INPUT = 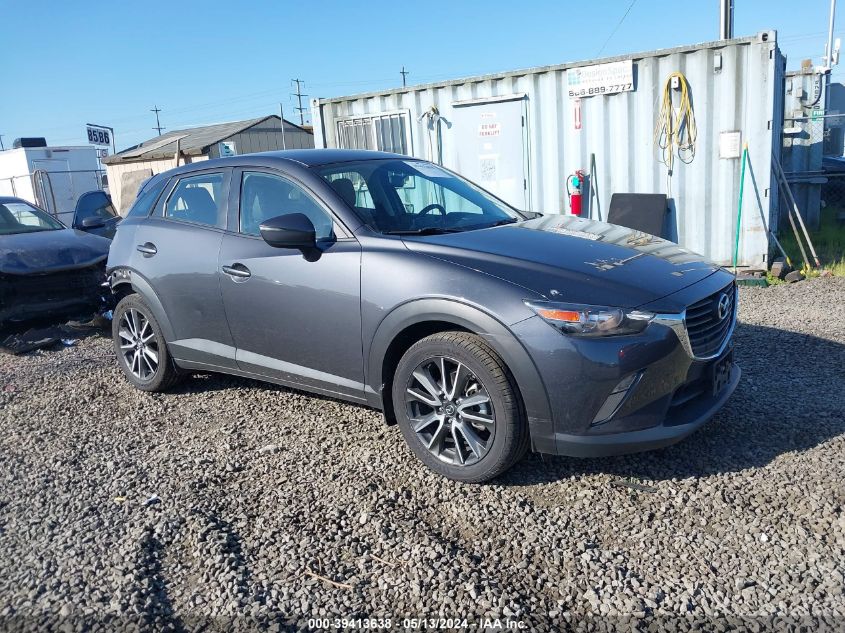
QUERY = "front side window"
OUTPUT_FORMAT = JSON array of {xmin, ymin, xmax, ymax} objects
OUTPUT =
[
  {"xmin": 0, "ymin": 200, "xmax": 64, "ymax": 235},
  {"xmin": 240, "ymin": 172, "xmax": 334, "ymax": 240},
  {"xmin": 165, "ymin": 173, "xmax": 224, "ymax": 227},
  {"xmin": 314, "ymin": 159, "xmax": 517, "ymax": 234}
]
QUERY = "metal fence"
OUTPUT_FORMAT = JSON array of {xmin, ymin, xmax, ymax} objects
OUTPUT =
[
  {"xmin": 0, "ymin": 169, "xmax": 107, "ymax": 219},
  {"xmin": 781, "ymin": 113, "xmax": 845, "ymax": 227}
]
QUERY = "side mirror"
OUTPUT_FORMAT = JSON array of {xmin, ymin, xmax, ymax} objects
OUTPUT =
[
  {"xmin": 81, "ymin": 216, "xmax": 106, "ymax": 229},
  {"xmin": 259, "ymin": 213, "xmax": 316, "ymax": 249}
]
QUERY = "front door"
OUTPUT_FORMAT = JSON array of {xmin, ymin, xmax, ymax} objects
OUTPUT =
[
  {"xmin": 218, "ymin": 169, "xmax": 364, "ymax": 400},
  {"xmin": 450, "ymin": 97, "xmax": 529, "ymax": 209},
  {"xmin": 130, "ymin": 168, "xmax": 237, "ymax": 368}
]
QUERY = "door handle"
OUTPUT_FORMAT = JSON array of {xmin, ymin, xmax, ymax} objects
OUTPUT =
[
  {"xmin": 136, "ymin": 242, "xmax": 157, "ymax": 256},
  {"xmin": 222, "ymin": 263, "xmax": 251, "ymax": 279}
]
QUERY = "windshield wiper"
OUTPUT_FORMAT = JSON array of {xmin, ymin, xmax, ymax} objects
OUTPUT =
[
  {"xmin": 383, "ymin": 227, "xmax": 464, "ymax": 235},
  {"xmin": 485, "ymin": 218, "xmax": 519, "ymax": 228}
]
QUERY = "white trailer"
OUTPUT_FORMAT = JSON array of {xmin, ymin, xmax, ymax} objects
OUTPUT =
[{"xmin": 0, "ymin": 145, "xmax": 102, "ymax": 226}]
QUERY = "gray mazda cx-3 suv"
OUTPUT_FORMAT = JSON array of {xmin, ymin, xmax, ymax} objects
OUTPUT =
[{"xmin": 107, "ymin": 149, "xmax": 739, "ymax": 482}]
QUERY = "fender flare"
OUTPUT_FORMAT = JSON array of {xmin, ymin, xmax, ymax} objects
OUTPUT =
[
  {"xmin": 367, "ymin": 298, "xmax": 552, "ymax": 436},
  {"xmin": 110, "ymin": 269, "xmax": 176, "ymax": 343}
]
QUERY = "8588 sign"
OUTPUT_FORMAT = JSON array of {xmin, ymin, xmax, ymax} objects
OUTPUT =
[{"xmin": 86, "ymin": 126, "xmax": 111, "ymax": 146}]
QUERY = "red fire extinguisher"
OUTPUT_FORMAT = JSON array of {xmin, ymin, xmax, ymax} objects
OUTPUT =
[{"xmin": 566, "ymin": 170, "xmax": 585, "ymax": 216}]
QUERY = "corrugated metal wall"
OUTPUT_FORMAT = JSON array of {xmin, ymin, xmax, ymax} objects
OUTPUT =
[
  {"xmin": 781, "ymin": 70, "xmax": 827, "ymax": 228},
  {"xmin": 313, "ymin": 33, "xmax": 785, "ymax": 267}
]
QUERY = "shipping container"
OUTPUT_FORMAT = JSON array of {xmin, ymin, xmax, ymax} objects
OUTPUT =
[{"xmin": 313, "ymin": 33, "xmax": 786, "ymax": 268}]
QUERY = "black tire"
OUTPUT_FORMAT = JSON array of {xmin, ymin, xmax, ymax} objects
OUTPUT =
[
  {"xmin": 112, "ymin": 294, "xmax": 184, "ymax": 392},
  {"xmin": 392, "ymin": 331, "xmax": 528, "ymax": 483}
]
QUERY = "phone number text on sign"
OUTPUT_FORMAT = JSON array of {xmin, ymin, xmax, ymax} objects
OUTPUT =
[{"xmin": 566, "ymin": 60, "xmax": 634, "ymax": 98}]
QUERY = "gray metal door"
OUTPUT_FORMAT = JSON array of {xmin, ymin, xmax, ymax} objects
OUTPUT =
[{"xmin": 450, "ymin": 97, "xmax": 528, "ymax": 209}]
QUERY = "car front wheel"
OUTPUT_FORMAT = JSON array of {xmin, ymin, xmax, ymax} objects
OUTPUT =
[
  {"xmin": 112, "ymin": 294, "xmax": 183, "ymax": 392},
  {"xmin": 392, "ymin": 331, "xmax": 528, "ymax": 483}
]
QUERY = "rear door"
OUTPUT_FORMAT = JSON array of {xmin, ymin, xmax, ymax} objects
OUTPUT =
[
  {"xmin": 218, "ymin": 167, "xmax": 364, "ymax": 399},
  {"xmin": 450, "ymin": 97, "xmax": 529, "ymax": 209},
  {"xmin": 130, "ymin": 168, "xmax": 237, "ymax": 368}
]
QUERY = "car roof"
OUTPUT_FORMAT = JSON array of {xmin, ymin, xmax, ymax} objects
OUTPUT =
[
  {"xmin": 0, "ymin": 196, "xmax": 30, "ymax": 204},
  {"xmin": 161, "ymin": 148, "xmax": 414, "ymax": 179},
  {"xmin": 262, "ymin": 148, "xmax": 410, "ymax": 166}
]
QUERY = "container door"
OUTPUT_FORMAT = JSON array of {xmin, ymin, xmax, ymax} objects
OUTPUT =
[
  {"xmin": 31, "ymin": 158, "xmax": 74, "ymax": 223},
  {"xmin": 450, "ymin": 98, "xmax": 528, "ymax": 209}
]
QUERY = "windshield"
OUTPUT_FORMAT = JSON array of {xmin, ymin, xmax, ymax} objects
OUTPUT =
[
  {"xmin": 0, "ymin": 201, "xmax": 64, "ymax": 235},
  {"xmin": 315, "ymin": 159, "xmax": 520, "ymax": 234}
]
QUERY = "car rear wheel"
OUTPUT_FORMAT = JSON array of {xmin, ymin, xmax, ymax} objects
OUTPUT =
[
  {"xmin": 112, "ymin": 294, "xmax": 183, "ymax": 392},
  {"xmin": 392, "ymin": 331, "xmax": 528, "ymax": 483}
]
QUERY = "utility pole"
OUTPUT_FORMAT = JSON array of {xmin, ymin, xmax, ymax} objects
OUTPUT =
[
  {"xmin": 826, "ymin": 0, "xmax": 838, "ymax": 67},
  {"xmin": 291, "ymin": 79, "xmax": 308, "ymax": 126},
  {"xmin": 400, "ymin": 66, "xmax": 409, "ymax": 87},
  {"xmin": 0, "ymin": 135, "xmax": 4, "ymax": 151},
  {"xmin": 719, "ymin": 0, "xmax": 734, "ymax": 40},
  {"xmin": 279, "ymin": 102, "xmax": 287, "ymax": 150},
  {"xmin": 151, "ymin": 105, "xmax": 165, "ymax": 135}
]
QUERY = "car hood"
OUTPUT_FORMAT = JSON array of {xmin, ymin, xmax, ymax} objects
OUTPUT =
[
  {"xmin": 0, "ymin": 228, "xmax": 110, "ymax": 275},
  {"xmin": 402, "ymin": 215, "xmax": 722, "ymax": 308}
]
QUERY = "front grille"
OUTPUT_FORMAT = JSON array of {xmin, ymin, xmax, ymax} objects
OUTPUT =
[
  {"xmin": 4, "ymin": 264, "xmax": 105, "ymax": 303},
  {"xmin": 684, "ymin": 283, "xmax": 736, "ymax": 358}
]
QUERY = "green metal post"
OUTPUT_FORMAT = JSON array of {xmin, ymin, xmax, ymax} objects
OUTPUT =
[{"xmin": 733, "ymin": 143, "xmax": 748, "ymax": 272}]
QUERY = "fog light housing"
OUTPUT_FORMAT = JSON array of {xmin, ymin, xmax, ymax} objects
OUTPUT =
[{"xmin": 590, "ymin": 371, "xmax": 644, "ymax": 426}]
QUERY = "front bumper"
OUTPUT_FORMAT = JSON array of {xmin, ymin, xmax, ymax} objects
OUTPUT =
[
  {"xmin": 553, "ymin": 363, "xmax": 740, "ymax": 457},
  {"xmin": 0, "ymin": 264, "xmax": 108, "ymax": 326},
  {"xmin": 512, "ymin": 304, "xmax": 739, "ymax": 458}
]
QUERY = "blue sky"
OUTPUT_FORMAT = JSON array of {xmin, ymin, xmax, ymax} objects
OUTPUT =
[{"xmin": 1, "ymin": 0, "xmax": 843, "ymax": 152}]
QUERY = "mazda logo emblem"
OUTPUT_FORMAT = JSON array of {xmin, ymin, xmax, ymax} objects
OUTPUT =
[
  {"xmin": 445, "ymin": 404, "xmax": 456, "ymax": 415},
  {"xmin": 717, "ymin": 293, "xmax": 730, "ymax": 321}
]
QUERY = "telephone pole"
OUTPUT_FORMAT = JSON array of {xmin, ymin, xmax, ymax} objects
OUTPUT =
[
  {"xmin": 400, "ymin": 66, "xmax": 409, "ymax": 87},
  {"xmin": 151, "ymin": 105, "xmax": 165, "ymax": 135},
  {"xmin": 719, "ymin": 0, "xmax": 734, "ymax": 39},
  {"xmin": 826, "ymin": 0, "xmax": 838, "ymax": 67},
  {"xmin": 0, "ymin": 135, "xmax": 4, "ymax": 151},
  {"xmin": 291, "ymin": 79, "xmax": 308, "ymax": 126}
]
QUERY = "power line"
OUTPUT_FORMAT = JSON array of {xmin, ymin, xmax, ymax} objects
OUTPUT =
[
  {"xmin": 291, "ymin": 79, "xmax": 308, "ymax": 126},
  {"xmin": 596, "ymin": 0, "xmax": 639, "ymax": 57},
  {"xmin": 151, "ymin": 105, "xmax": 165, "ymax": 135}
]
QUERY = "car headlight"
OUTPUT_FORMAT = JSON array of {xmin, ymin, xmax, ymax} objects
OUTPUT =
[{"xmin": 525, "ymin": 301, "xmax": 654, "ymax": 337}]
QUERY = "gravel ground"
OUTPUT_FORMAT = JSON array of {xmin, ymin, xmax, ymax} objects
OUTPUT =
[{"xmin": 0, "ymin": 278, "xmax": 844, "ymax": 632}]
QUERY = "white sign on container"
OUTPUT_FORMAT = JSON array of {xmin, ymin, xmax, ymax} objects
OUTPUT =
[
  {"xmin": 566, "ymin": 60, "xmax": 634, "ymax": 98},
  {"xmin": 719, "ymin": 131, "xmax": 742, "ymax": 159}
]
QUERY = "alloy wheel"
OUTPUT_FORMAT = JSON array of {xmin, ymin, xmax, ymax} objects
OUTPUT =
[
  {"xmin": 118, "ymin": 308, "xmax": 159, "ymax": 381},
  {"xmin": 404, "ymin": 356, "xmax": 495, "ymax": 466}
]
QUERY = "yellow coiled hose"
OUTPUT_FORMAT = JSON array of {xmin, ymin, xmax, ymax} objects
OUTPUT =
[{"xmin": 654, "ymin": 71, "xmax": 697, "ymax": 196}]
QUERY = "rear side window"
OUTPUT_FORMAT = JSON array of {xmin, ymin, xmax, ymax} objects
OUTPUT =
[
  {"xmin": 126, "ymin": 179, "xmax": 167, "ymax": 219},
  {"xmin": 165, "ymin": 173, "xmax": 225, "ymax": 227}
]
